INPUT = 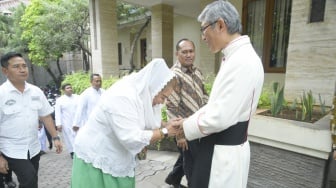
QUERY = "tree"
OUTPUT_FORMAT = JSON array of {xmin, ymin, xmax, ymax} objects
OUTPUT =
[
  {"xmin": 117, "ymin": 1, "xmax": 150, "ymax": 71},
  {"xmin": 0, "ymin": 4, "xmax": 38, "ymax": 83},
  {"xmin": 20, "ymin": 0, "xmax": 90, "ymax": 87},
  {"xmin": 1, "ymin": 0, "xmax": 148, "ymax": 85}
]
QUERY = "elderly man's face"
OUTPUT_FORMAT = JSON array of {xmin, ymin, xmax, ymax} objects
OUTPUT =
[{"xmin": 201, "ymin": 19, "xmax": 228, "ymax": 53}]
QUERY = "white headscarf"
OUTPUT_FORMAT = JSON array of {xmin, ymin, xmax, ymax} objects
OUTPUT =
[{"xmin": 125, "ymin": 58, "xmax": 175, "ymax": 129}]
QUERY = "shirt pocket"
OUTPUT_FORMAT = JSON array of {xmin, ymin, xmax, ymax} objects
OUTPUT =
[
  {"xmin": 30, "ymin": 100, "xmax": 42, "ymax": 111},
  {"xmin": 3, "ymin": 104, "xmax": 22, "ymax": 115},
  {"xmin": 2, "ymin": 104, "xmax": 22, "ymax": 124}
]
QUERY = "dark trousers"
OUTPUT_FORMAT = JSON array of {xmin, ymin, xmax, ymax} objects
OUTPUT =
[
  {"xmin": 167, "ymin": 140, "xmax": 198, "ymax": 186},
  {"xmin": 0, "ymin": 152, "xmax": 40, "ymax": 188},
  {"xmin": 3, "ymin": 169, "xmax": 13, "ymax": 182},
  {"xmin": 45, "ymin": 127, "xmax": 53, "ymax": 149}
]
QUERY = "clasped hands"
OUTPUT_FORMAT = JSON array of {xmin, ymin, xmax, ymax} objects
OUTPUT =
[{"xmin": 163, "ymin": 117, "xmax": 186, "ymax": 140}]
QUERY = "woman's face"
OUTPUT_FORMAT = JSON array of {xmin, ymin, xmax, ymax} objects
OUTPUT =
[{"xmin": 152, "ymin": 85, "xmax": 174, "ymax": 106}]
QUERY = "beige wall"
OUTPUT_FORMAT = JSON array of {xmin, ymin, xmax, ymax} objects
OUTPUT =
[{"xmin": 285, "ymin": 0, "xmax": 336, "ymax": 105}]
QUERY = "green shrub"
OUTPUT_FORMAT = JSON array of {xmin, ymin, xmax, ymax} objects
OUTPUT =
[
  {"xmin": 318, "ymin": 93, "xmax": 327, "ymax": 116},
  {"xmin": 258, "ymin": 88, "xmax": 271, "ymax": 108},
  {"xmin": 61, "ymin": 72, "xmax": 119, "ymax": 94},
  {"xmin": 270, "ymin": 82, "xmax": 284, "ymax": 116},
  {"xmin": 300, "ymin": 90, "xmax": 315, "ymax": 121},
  {"xmin": 204, "ymin": 74, "xmax": 215, "ymax": 95}
]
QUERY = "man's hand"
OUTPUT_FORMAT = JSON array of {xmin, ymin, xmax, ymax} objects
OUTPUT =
[
  {"xmin": 73, "ymin": 126, "xmax": 79, "ymax": 132},
  {"xmin": 175, "ymin": 118, "xmax": 186, "ymax": 141},
  {"xmin": 177, "ymin": 138, "xmax": 188, "ymax": 151},
  {"xmin": 54, "ymin": 140, "xmax": 63, "ymax": 154},
  {"xmin": 0, "ymin": 155, "xmax": 9, "ymax": 174}
]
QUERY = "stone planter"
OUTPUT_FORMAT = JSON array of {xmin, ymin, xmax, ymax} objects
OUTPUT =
[{"xmin": 247, "ymin": 114, "xmax": 332, "ymax": 188}]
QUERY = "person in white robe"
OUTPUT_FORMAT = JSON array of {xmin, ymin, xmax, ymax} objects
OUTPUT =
[
  {"xmin": 55, "ymin": 83, "xmax": 78, "ymax": 159},
  {"xmin": 175, "ymin": 1, "xmax": 264, "ymax": 188},
  {"xmin": 38, "ymin": 121, "xmax": 47, "ymax": 155},
  {"xmin": 72, "ymin": 73, "xmax": 105, "ymax": 132}
]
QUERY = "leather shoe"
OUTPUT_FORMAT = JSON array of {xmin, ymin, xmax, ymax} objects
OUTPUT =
[{"xmin": 172, "ymin": 184, "xmax": 187, "ymax": 188}]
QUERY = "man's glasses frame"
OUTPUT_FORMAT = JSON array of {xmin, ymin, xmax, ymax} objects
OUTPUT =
[{"xmin": 200, "ymin": 21, "xmax": 218, "ymax": 34}]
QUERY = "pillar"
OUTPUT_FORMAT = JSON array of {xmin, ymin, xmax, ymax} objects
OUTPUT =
[
  {"xmin": 89, "ymin": 0, "xmax": 118, "ymax": 78},
  {"xmin": 151, "ymin": 4, "xmax": 174, "ymax": 67}
]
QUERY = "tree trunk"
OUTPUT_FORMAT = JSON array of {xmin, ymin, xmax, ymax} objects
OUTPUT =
[
  {"xmin": 129, "ymin": 16, "xmax": 151, "ymax": 73},
  {"xmin": 44, "ymin": 66, "xmax": 60, "ymax": 87},
  {"xmin": 82, "ymin": 50, "xmax": 90, "ymax": 72},
  {"xmin": 30, "ymin": 64, "xmax": 36, "ymax": 84},
  {"xmin": 56, "ymin": 57, "xmax": 63, "ymax": 76}
]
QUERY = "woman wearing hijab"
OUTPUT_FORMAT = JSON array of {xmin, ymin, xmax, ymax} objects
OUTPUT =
[{"xmin": 71, "ymin": 58, "xmax": 179, "ymax": 188}]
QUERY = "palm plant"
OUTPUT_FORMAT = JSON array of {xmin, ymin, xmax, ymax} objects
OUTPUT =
[{"xmin": 270, "ymin": 82, "xmax": 284, "ymax": 116}]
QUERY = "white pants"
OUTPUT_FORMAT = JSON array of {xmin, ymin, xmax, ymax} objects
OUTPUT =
[{"xmin": 38, "ymin": 126, "xmax": 47, "ymax": 151}]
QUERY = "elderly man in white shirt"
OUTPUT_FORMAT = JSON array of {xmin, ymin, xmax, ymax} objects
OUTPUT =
[
  {"xmin": 72, "ymin": 73, "xmax": 105, "ymax": 132},
  {"xmin": 0, "ymin": 52, "xmax": 62, "ymax": 188},
  {"xmin": 55, "ymin": 83, "xmax": 78, "ymax": 159}
]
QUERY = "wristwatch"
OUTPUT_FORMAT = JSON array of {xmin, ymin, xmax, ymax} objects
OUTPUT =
[
  {"xmin": 160, "ymin": 128, "xmax": 168, "ymax": 138},
  {"xmin": 52, "ymin": 135, "xmax": 60, "ymax": 141}
]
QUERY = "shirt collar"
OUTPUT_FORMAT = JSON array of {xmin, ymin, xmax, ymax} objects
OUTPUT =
[
  {"xmin": 221, "ymin": 35, "xmax": 250, "ymax": 60},
  {"xmin": 175, "ymin": 61, "xmax": 195, "ymax": 73},
  {"xmin": 4, "ymin": 79, "xmax": 30, "ymax": 93}
]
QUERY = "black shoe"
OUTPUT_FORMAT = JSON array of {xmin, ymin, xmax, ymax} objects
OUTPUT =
[
  {"xmin": 171, "ymin": 184, "xmax": 187, "ymax": 188},
  {"xmin": 165, "ymin": 176, "xmax": 186, "ymax": 188},
  {"xmin": 39, "ymin": 151, "xmax": 46, "ymax": 155},
  {"xmin": 178, "ymin": 184, "xmax": 187, "ymax": 188},
  {"xmin": 70, "ymin": 152, "xmax": 74, "ymax": 159},
  {"xmin": 49, "ymin": 143, "xmax": 53, "ymax": 150},
  {"xmin": 165, "ymin": 175, "xmax": 175, "ymax": 185}
]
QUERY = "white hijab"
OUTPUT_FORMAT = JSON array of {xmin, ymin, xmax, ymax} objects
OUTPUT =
[{"xmin": 125, "ymin": 58, "xmax": 175, "ymax": 129}]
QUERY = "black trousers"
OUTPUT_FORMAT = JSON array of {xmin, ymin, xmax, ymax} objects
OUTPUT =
[
  {"xmin": 167, "ymin": 139, "xmax": 198, "ymax": 186},
  {"xmin": 0, "ymin": 152, "xmax": 40, "ymax": 188}
]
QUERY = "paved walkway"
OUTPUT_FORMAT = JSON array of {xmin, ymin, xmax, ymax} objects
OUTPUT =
[{"xmin": 10, "ymin": 147, "xmax": 186, "ymax": 188}]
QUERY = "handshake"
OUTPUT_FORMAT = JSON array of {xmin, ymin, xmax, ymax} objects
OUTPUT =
[{"xmin": 162, "ymin": 118, "xmax": 186, "ymax": 140}]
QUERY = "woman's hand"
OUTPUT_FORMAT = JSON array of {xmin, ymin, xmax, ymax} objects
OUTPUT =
[{"xmin": 165, "ymin": 118, "xmax": 183, "ymax": 137}]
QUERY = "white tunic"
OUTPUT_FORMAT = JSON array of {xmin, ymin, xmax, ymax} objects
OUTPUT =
[
  {"xmin": 0, "ymin": 80, "xmax": 54, "ymax": 159},
  {"xmin": 73, "ymin": 87, "xmax": 104, "ymax": 128},
  {"xmin": 55, "ymin": 94, "xmax": 79, "ymax": 153},
  {"xmin": 183, "ymin": 36, "xmax": 264, "ymax": 187},
  {"xmin": 74, "ymin": 59, "xmax": 175, "ymax": 178}
]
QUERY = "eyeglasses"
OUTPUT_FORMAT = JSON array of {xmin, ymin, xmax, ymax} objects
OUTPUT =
[{"xmin": 200, "ymin": 21, "xmax": 217, "ymax": 35}]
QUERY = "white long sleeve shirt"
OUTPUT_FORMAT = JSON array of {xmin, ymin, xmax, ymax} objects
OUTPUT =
[
  {"xmin": 55, "ymin": 94, "xmax": 79, "ymax": 128},
  {"xmin": 73, "ymin": 87, "xmax": 104, "ymax": 127},
  {"xmin": 74, "ymin": 80, "xmax": 154, "ymax": 177}
]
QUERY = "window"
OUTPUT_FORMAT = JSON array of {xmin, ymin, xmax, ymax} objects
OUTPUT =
[
  {"xmin": 243, "ymin": 0, "xmax": 292, "ymax": 73},
  {"xmin": 118, "ymin": 43, "xmax": 122, "ymax": 65},
  {"xmin": 309, "ymin": 0, "xmax": 326, "ymax": 23}
]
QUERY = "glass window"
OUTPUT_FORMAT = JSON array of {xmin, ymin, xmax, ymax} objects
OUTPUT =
[
  {"xmin": 243, "ymin": 0, "xmax": 292, "ymax": 73},
  {"xmin": 246, "ymin": 0, "xmax": 266, "ymax": 59},
  {"xmin": 309, "ymin": 0, "xmax": 326, "ymax": 23}
]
